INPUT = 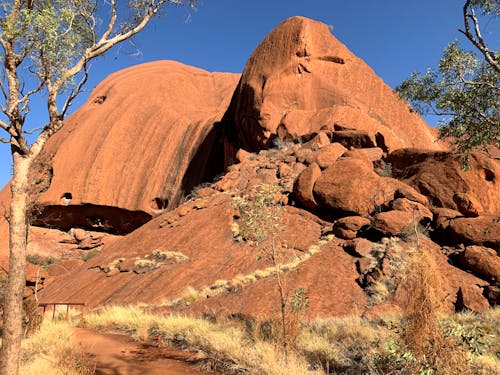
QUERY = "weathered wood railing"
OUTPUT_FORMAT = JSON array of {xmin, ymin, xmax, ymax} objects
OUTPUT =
[{"xmin": 38, "ymin": 302, "xmax": 86, "ymax": 321}]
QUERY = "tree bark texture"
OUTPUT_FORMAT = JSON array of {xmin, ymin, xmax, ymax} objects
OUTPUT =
[{"xmin": 0, "ymin": 153, "xmax": 31, "ymax": 375}]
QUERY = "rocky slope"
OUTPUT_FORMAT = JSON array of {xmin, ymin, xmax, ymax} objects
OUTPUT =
[{"xmin": 1, "ymin": 16, "xmax": 498, "ymax": 319}]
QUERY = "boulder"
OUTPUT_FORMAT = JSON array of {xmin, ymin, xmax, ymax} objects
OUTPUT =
[
  {"xmin": 453, "ymin": 193, "xmax": 481, "ymax": 217},
  {"xmin": 314, "ymin": 158, "xmax": 381, "ymax": 216},
  {"xmin": 293, "ymin": 163, "xmax": 322, "ymax": 209},
  {"xmin": 370, "ymin": 210, "xmax": 415, "ymax": 237},
  {"xmin": 343, "ymin": 147, "xmax": 384, "ymax": 162},
  {"xmin": 387, "ymin": 150, "xmax": 500, "ymax": 215},
  {"xmin": 456, "ymin": 246, "xmax": 500, "ymax": 285},
  {"xmin": 446, "ymin": 216, "xmax": 500, "ymax": 250},
  {"xmin": 303, "ymin": 132, "xmax": 331, "ymax": 150},
  {"xmin": 456, "ymin": 285, "xmax": 490, "ymax": 312},
  {"xmin": 390, "ymin": 198, "xmax": 433, "ymax": 222},
  {"xmin": 222, "ymin": 16, "xmax": 445, "ymax": 164},
  {"xmin": 332, "ymin": 216, "xmax": 370, "ymax": 240},
  {"xmin": 330, "ymin": 130, "xmax": 377, "ymax": 149},
  {"xmin": 344, "ymin": 238, "xmax": 374, "ymax": 258}
]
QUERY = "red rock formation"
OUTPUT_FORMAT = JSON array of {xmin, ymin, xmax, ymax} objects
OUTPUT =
[
  {"xmin": 387, "ymin": 149, "xmax": 500, "ymax": 215},
  {"xmin": 222, "ymin": 16, "xmax": 445, "ymax": 165},
  {"xmin": 18, "ymin": 61, "xmax": 239, "ymax": 234}
]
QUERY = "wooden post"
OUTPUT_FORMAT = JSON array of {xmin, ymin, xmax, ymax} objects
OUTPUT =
[
  {"xmin": 65, "ymin": 304, "xmax": 70, "ymax": 321},
  {"xmin": 52, "ymin": 304, "xmax": 56, "ymax": 321}
]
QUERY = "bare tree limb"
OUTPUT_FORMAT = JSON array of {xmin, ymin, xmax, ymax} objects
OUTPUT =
[
  {"xmin": 55, "ymin": 0, "xmax": 168, "ymax": 93},
  {"xmin": 0, "ymin": 119, "xmax": 9, "ymax": 132},
  {"xmin": 61, "ymin": 63, "xmax": 89, "ymax": 118},
  {"xmin": 459, "ymin": 0, "xmax": 500, "ymax": 73},
  {"xmin": 22, "ymin": 127, "xmax": 44, "ymax": 135},
  {"xmin": 17, "ymin": 82, "xmax": 45, "ymax": 115}
]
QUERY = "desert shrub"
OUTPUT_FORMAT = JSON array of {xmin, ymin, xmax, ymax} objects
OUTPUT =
[
  {"xmin": 83, "ymin": 305, "xmax": 498, "ymax": 375},
  {"xmin": 297, "ymin": 316, "xmax": 389, "ymax": 374},
  {"xmin": 81, "ymin": 249, "xmax": 100, "ymax": 262},
  {"xmin": 134, "ymin": 259, "xmax": 162, "ymax": 270},
  {"xmin": 152, "ymin": 250, "xmax": 189, "ymax": 263},
  {"xmin": 231, "ymin": 184, "xmax": 284, "ymax": 244},
  {"xmin": 374, "ymin": 161, "xmax": 393, "ymax": 177},
  {"xmin": 26, "ymin": 254, "xmax": 60, "ymax": 270}
]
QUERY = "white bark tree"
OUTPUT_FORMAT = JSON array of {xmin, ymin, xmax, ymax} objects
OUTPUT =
[{"xmin": 0, "ymin": 1, "xmax": 194, "ymax": 374}]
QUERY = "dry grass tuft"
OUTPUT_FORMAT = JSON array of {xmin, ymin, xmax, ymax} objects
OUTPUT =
[
  {"xmin": 19, "ymin": 320, "xmax": 94, "ymax": 375},
  {"xmin": 400, "ymin": 247, "xmax": 468, "ymax": 374}
]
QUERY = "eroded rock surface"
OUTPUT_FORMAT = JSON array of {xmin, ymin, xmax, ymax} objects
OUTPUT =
[{"xmin": 222, "ymin": 16, "xmax": 446, "ymax": 165}]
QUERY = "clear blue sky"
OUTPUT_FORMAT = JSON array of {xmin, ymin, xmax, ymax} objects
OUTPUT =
[{"xmin": 0, "ymin": 0, "xmax": 498, "ymax": 188}]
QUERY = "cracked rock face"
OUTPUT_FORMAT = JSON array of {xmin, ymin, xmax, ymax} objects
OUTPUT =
[{"xmin": 222, "ymin": 16, "xmax": 446, "ymax": 165}]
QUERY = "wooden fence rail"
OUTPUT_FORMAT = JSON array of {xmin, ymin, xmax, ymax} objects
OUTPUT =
[{"xmin": 38, "ymin": 302, "xmax": 86, "ymax": 321}]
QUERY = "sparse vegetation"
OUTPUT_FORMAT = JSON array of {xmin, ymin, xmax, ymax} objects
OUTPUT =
[
  {"xmin": 1, "ymin": 320, "xmax": 95, "ymax": 375},
  {"xmin": 26, "ymin": 254, "xmax": 61, "ymax": 270},
  {"xmin": 83, "ymin": 305, "xmax": 500, "ymax": 374},
  {"xmin": 152, "ymin": 250, "xmax": 189, "ymax": 263},
  {"xmin": 374, "ymin": 161, "xmax": 393, "ymax": 178},
  {"xmin": 81, "ymin": 249, "xmax": 100, "ymax": 262}
]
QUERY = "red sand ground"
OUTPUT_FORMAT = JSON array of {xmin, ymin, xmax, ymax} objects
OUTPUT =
[{"xmin": 74, "ymin": 328, "xmax": 216, "ymax": 375}]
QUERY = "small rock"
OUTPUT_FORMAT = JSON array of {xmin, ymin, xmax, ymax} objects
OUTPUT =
[
  {"xmin": 453, "ymin": 193, "xmax": 481, "ymax": 217},
  {"xmin": 236, "ymin": 148, "xmax": 252, "ymax": 162},
  {"xmin": 304, "ymin": 132, "xmax": 331, "ymax": 150},
  {"xmin": 278, "ymin": 163, "xmax": 294, "ymax": 178},
  {"xmin": 456, "ymin": 285, "xmax": 490, "ymax": 312},
  {"xmin": 332, "ymin": 227, "xmax": 357, "ymax": 240},
  {"xmin": 336, "ymin": 216, "xmax": 371, "ymax": 231},
  {"xmin": 294, "ymin": 148, "xmax": 316, "ymax": 164},
  {"xmin": 343, "ymin": 147, "xmax": 384, "ymax": 162},
  {"xmin": 371, "ymin": 210, "xmax": 415, "ymax": 237},
  {"xmin": 345, "ymin": 238, "xmax": 374, "ymax": 258},
  {"xmin": 315, "ymin": 143, "xmax": 347, "ymax": 169}
]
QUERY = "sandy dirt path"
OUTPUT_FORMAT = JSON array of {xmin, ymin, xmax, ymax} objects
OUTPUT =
[{"xmin": 74, "ymin": 328, "xmax": 216, "ymax": 375}]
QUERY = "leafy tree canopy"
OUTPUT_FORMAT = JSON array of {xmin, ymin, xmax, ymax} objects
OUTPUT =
[{"xmin": 396, "ymin": 0, "xmax": 499, "ymax": 162}]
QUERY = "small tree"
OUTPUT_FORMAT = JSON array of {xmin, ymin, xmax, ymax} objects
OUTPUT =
[
  {"xmin": 396, "ymin": 0, "xmax": 499, "ymax": 163},
  {"xmin": 0, "ymin": 1, "xmax": 194, "ymax": 374},
  {"xmin": 232, "ymin": 184, "xmax": 295, "ymax": 361}
]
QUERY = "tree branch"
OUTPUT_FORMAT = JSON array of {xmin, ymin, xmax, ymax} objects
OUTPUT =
[
  {"xmin": 55, "ymin": 0, "xmax": 169, "ymax": 92},
  {"xmin": 460, "ymin": 0, "xmax": 500, "ymax": 73},
  {"xmin": 0, "ymin": 119, "xmax": 9, "ymax": 132},
  {"xmin": 61, "ymin": 63, "xmax": 89, "ymax": 118}
]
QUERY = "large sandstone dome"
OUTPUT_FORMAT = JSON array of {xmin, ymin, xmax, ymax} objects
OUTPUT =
[
  {"xmin": 24, "ymin": 61, "xmax": 239, "ymax": 234},
  {"xmin": 222, "ymin": 16, "xmax": 446, "ymax": 163}
]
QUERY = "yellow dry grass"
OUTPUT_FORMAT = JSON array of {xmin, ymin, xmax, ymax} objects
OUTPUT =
[
  {"xmin": 19, "ymin": 319, "xmax": 94, "ymax": 375},
  {"xmin": 83, "ymin": 303, "xmax": 500, "ymax": 375},
  {"xmin": 85, "ymin": 305, "xmax": 321, "ymax": 375}
]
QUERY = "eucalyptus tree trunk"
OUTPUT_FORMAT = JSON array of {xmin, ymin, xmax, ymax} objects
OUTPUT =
[{"xmin": 0, "ymin": 153, "xmax": 31, "ymax": 375}]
